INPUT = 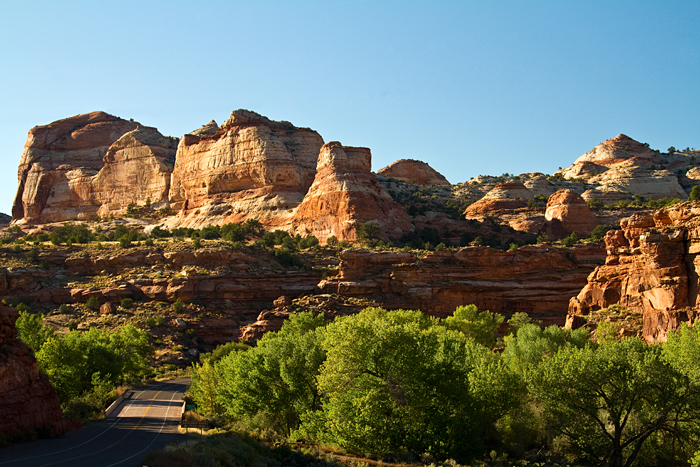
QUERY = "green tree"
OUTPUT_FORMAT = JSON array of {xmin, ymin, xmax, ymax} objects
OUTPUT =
[
  {"xmin": 217, "ymin": 312, "xmax": 326, "ymax": 434},
  {"xmin": 443, "ymin": 304, "xmax": 504, "ymax": 349},
  {"xmin": 689, "ymin": 185, "xmax": 700, "ymax": 202},
  {"xmin": 311, "ymin": 307, "xmax": 519, "ymax": 460},
  {"xmin": 503, "ymin": 323, "xmax": 589, "ymax": 374},
  {"xmin": 15, "ymin": 311, "xmax": 54, "ymax": 352},
  {"xmin": 355, "ymin": 221, "xmax": 381, "ymax": 243},
  {"xmin": 527, "ymin": 337, "xmax": 697, "ymax": 467}
]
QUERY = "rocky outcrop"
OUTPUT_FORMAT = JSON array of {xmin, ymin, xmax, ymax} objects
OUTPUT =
[
  {"xmin": 568, "ymin": 202, "xmax": 700, "ymax": 342},
  {"xmin": 377, "ymin": 159, "xmax": 450, "ymax": 186},
  {"xmin": 545, "ymin": 189, "xmax": 599, "ymax": 239},
  {"xmin": 12, "ymin": 112, "xmax": 177, "ymax": 223},
  {"xmin": 166, "ymin": 110, "xmax": 324, "ymax": 229},
  {"xmin": 559, "ymin": 135, "xmax": 690, "ymax": 201},
  {"xmin": 319, "ymin": 244, "xmax": 605, "ymax": 325},
  {"xmin": 464, "ymin": 182, "xmax": 532, "ymax": 216},
  {"xmin": 291, "ymin": 142, "xmax": 413, "ymax": 242},
  {"xmin": 0, "ymin": 303, "xmax": 65, "ymax": 436}
]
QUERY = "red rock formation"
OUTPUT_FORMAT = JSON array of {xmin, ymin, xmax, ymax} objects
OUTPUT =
[
  {"xmin": 291, "ymin": 142, "xmax": 413, "ymax": 243},
  {"xmin": 545, "ymin": 189, "xmax": 599, "ymax": 239},
  {"xmin": 166, "ymin": 110, "xmax": 324, "ymax": 229},
  {"xmin": 318, "ymin": 244, "xmax": 604, "ymax": 325},
  {"xmin": 464, "ymin": 182, "xmax": 532, "ymax": 217},
  {"xmin": 377, "ymin": 159, "xmax": 450, "ymax": 186},
  {"xmin": 12, "ymin": 112, "xmax": 177, "ymax": 223},
  {"xmin": 568, "ymin": 202, "xmax": 700, "ymax": 342},
  {"xmin": 0, "ymin": 303, "xmax": 65, "ymax": 436}
]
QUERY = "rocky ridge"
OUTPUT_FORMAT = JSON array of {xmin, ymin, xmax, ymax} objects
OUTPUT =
[
  {"xmin": 568, "ymin": 202, "xmax": 700, "ymax": 343},
  {"xmin": 377, "ymin": 159, "xmax": 450, "ymax": 186}
]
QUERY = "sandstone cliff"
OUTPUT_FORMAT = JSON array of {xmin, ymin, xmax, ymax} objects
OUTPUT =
[
  {"xmin": 166, "ymin": 110, "xmax": 324, "ymax": 229},
  {"xmin": 292, "ymin": 142, "xmax": 413, "ymax": 242},
  {"xmin": 568, "ymin": 202, "xmax": 700, "ymax": 342},
  {"xmin": 377, "ymin": 159, "xmax": 450, "ymax": 186},
  {"xmin": 0, "ymin": 303, "xmax": 65, "ymax": 436},
  {"xmin": 318, "ymin": 244, "xmax": 604, "ymax": 324},
  {"xmin": 12, "ymin": 112, "xmax": 177, "ymax": 223},
  {"xmin": 463, "ymin": 182, "xmax": 532, "ymax": 216}
]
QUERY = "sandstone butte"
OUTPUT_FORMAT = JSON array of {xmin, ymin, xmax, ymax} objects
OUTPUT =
[
  {"xmin": 376, "ymin": 159, "xmax": 450, "ymax": 186},
  {"xmin": 12, "ymin": 110, "xmax": 415, "ymax": 242},
  {"xmin": 568, "ymin": 202, "xmax": 700, "ymax": 343},
  {"xmin": 291, "ymin": 142, "xmax": 413, "ymax": 242},
  {"xmin": 0, "ymin": 303, "xmax": 75, "ymax": 436},
  {"xmin": 13, "ymin": 111, "xmax": 178, "ymax": 223}
]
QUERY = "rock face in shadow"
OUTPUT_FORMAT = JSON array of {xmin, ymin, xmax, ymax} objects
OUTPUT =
[
  {"xmin": 0, "ymin": 303, "xmax": 65, "ymax": 436},
  {"xmin": 377, "ymin": 159, "xmax": 450, "ymax": 186},
  {"xmin": 12, "ymin": 111, "xmax": 177, "ymax": 223},
  {"xmin": 318, "ymin": 244, "xmax": 604, "ymax": 324},
  {"xmin": 291, "ymin": 142, "xmax": 412, "ymax": 243},
  {"xmin": 568, "ymin": 202, "xmax": 700, "ymax": 342},
  {"xmin": 166, "ymin": 109, "xmax": 324, "ymax": 229}
]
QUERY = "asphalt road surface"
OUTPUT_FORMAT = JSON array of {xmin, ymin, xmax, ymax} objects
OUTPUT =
[{"xmin": 0, "ymin": 378, "xmax": 189, "ymax": 467}]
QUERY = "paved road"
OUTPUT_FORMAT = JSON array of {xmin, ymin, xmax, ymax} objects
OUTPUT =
[{"xmin": 0, "ymin": 378, "xmax": 189, "ymax": 467}]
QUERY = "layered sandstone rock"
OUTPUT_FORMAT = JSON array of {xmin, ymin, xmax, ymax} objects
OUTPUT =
[
  {"xmin": 568, "ymin": 202, "xmax": 700, "ymax": 342},
  {"xmin": 318, "ymin": 244, "xmax": 605, "ymax": 324},
  {"xmin": 377, "ymin": 159, "xmax": 450, "ymax": 186},
  {"xmin": 464, "ymin": 182, "xmax": 532, "ymax": 216},
  {"xmin": 166, "ymin": 110, "xmax": 324, "ymax": 229},
  {"xmin": 545, "ymin": 189, "xmax": 599, "ymax": 238},
  {"xmin": 0, "ymin": 303, "xmax": 65, "ymax": 436},
  {"xmin": 559, "ymin": 135, "xmax": 689, "ymax": 201},
  {"xmin": 12, "ymin": 112, "xmax": 177, "ymax": 223},
  {"xmin": 291, "ymin": 142, "xmax": 413, "ymax": 242}
]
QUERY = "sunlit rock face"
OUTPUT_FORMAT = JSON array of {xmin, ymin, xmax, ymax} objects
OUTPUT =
[
  {"xmin": 568, "ymin": 202, "xmax": 700, "ymax": 343},
  {"xmin": 12, "ymin": 111, "xmax": 177, "ymax": 223},
  {"xmin": 165, "ymin": 109, "xmax": 325, "ymax": 229},
  {"xmin": 292, "ymin": 142, "xmax": 413, "ymax": 243},
  {"xmin": 545, "ymin": 189, "xmax": 599, "ymax": 238}
]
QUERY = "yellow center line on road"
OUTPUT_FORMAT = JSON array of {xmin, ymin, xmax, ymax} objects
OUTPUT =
[{"xmin": 37, "ymin": 389, "xmax": 169, "ymax": 467}]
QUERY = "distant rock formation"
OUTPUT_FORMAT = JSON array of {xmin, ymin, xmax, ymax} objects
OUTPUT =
[
  {"xmin": 166, "ymin": 109, "xmax": 325, "ymax": 229},
  {"xmin": 12, "ymin": 111, "xmax": 177, "ymax": 223},
  {"xmin": 292, "ymin": 142, "xmax": 412, "ymax": 242},
  {"xmin": 0, "ymin": 303, "xmax": 66, "ymax": 436},
  {"xmin": 559, "ymin": 134, "xmax": 688, "ymax": 201},
  {"xmin": 464, "ymin": 182, "xmax": 532, "ymax": 216},
  {"xmin": 545, "ymin": 189, "xmax": 599, "ymax": 239},
  {"xmin": 0, "ymin": 213, "xmax": 10, "ymax": 225},
  {"xmin": 377, "ymin": 159, "xmax": 450, "ymax": 186},
  {"xmin": 568, "ymin": 202, "xmax": 700, "ymax": 343}
]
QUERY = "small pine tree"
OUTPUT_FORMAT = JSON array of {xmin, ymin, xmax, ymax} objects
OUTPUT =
[{"xmin": 689, "ymin": 185, "xmax": 700, "ymax": 202}]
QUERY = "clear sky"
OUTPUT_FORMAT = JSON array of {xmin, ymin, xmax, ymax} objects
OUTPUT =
[{"xmin": 0, "ymin": 0, "xmax": 698, "ymax": 215}]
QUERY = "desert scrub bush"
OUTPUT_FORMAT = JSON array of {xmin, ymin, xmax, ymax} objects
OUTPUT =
[
  {"xmin": 85, "ymin": 296, "xmax": 101, "ymax": 311},
  {"xmin": 120, "ymin": 298, "xmax": 134, "ymax": 309},
  {"xmin": 145, "ymin": 317, "xmax": 156, "ymax": 328},
  {"xmin": 173, "ymin": 298, "xmax": 185, "ymax": 313},
  {"xmin": 155, "ymin": 316, "xmax": 167, "ymax": 326},
  {"xmin": 58, "ymin": 304, "xmax": 72, "ymax": 314}
]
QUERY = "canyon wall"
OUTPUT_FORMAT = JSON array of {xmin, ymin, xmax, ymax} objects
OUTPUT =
[{"xmin": 568, "ymin": 202, "xmax": 700, "ymax": 342}]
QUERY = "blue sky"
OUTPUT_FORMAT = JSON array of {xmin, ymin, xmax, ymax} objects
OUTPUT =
[{"xmin": 0, "ymin": 0, "xmax": 698, "ymax": 215}]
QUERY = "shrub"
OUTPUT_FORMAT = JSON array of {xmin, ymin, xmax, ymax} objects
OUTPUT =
[
  {"xmin": 68, "ymin": 320, "xmax": 78, "ymax": 331},
  {"xmin": 690, "ymin": 185, "xmax": 700, "ymax": 202},
  {"xmin": 192, "ymin": 237, "xmax": 201, "ymax": 249},
  {"xmin": 120, "ymin": 298, "xmax": 134, "ymax": 309},
  {"xmin": 173, "ymin": 299, "xmax": 185, "ymax": 313},
  {"xmin": 155, "ymin": 316, "xmax": 167, "ymax": 326},
  {"xmin": 356, "ymin": 221, "xmax": 381, "ymax": 243},
  {"xmin": 119, "ymin": 235, "xmax": 132, "ymax": 248},
  {"xmin": 58, "ymin": 304, "xmax": 71, "ymax": 314},
  {"xmin": 144, "ymin": 238, "xmax": 154, "ymax": 247},
  {"xmin": 85, "ymin": 296, "xmax": 101, "ymax": 311},
  {"xmin": 145, "ymin": 317, "xmax": 156, "ymax": 328},
  {"xmin": 562, "ymin": 232, "xmax": 579, "ymax": 247},
  {"xmin": 325, "ymin": 235, "xmax": 339, "ymax": 247},
  {"xmin": 16, "ymin": 303, "xmax": 29, "ymax": 313}
]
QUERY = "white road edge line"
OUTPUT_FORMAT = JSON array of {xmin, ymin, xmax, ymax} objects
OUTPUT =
[{"xmin": 0, "ymin": 389, "xmax": 147, "ymax": 466}]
